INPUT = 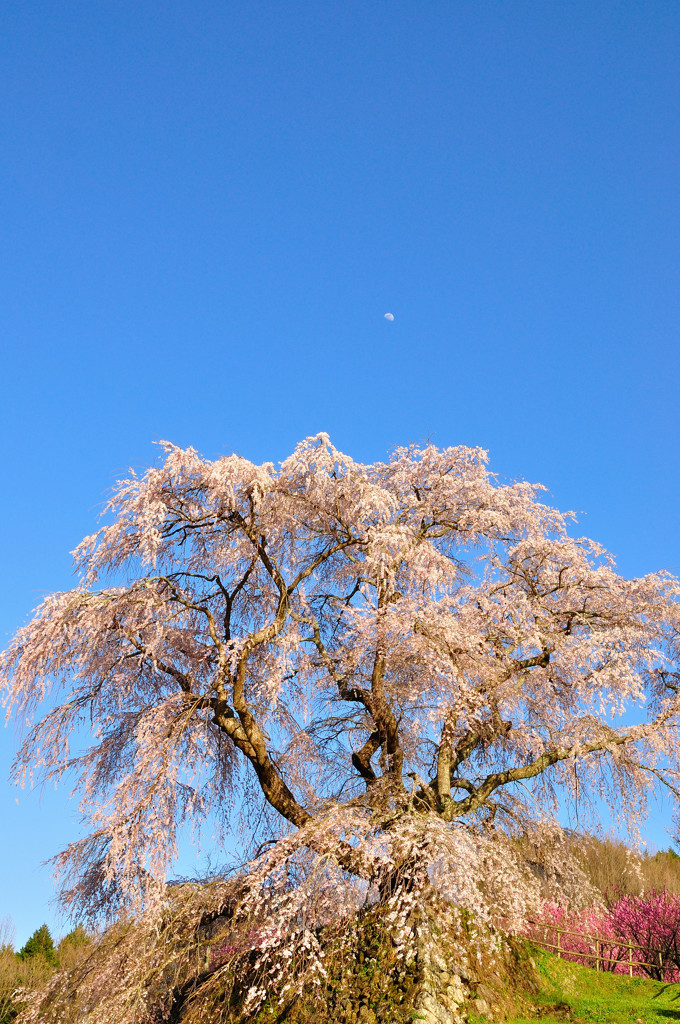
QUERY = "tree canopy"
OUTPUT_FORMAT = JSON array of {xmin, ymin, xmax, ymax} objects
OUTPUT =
[{"xmin": 2, "ymin": 436, "xmax": 680, "ymax": 971}]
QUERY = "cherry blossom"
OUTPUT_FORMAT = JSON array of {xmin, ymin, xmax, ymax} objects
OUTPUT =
[{"xmin": 2, "ymin": 434, "xmax": 679, "ymax": 1019}]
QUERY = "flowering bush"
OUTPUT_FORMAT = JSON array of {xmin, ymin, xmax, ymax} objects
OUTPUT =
[
  {"xmin": 529, "ymin": 891, "xmax": 680, "ymax": 981},
  {"xmin": 610, "ymin": 891, "xmax": 680, "ymax": 980}
]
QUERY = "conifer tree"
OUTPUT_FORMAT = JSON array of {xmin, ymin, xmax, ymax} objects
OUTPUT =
[{"xmin": 17, "ymin": 926, "xmax": 57, "ymax": 967}]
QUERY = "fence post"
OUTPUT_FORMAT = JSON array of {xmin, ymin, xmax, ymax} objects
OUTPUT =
[
  {"xmin": 556, "ymin": 928, "xmax": 561, "ymax": 960},
  {"xmin": 659, "ymin": 950, "xmax": 663, "ymax": 979},
  {"xmin": 596, "ymin": 938, "xmax": 600, "ymax": 972},
  {"xmin": 628, "ymin": 941, "xmax": 633, "ymax": 978}
]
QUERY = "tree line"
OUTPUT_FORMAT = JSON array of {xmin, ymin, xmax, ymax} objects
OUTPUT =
[{"xmin": 0, "ymin": 921, "xmax": 90, "ymax": 1024}]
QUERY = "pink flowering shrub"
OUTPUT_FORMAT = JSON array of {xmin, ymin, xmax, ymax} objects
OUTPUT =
[
  {"xmin": 526, "ymin": 901, "xmax": 624, "ymax": 973},
  {"xmin": 610, "ymin": 891, "xmax": 680, "ymax": 980},
  {"xmin": 528, "ymin": 891, "xmax": 680, "ymax": 981}
]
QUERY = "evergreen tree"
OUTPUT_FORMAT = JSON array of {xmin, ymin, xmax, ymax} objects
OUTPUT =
[{"xmin": 18, "ymin": 924, "xmax": 57, "ymax": 966}]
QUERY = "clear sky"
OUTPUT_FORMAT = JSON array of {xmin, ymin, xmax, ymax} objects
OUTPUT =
[{"xmin": 1, "ymin": 1, "xmax": 678, "ymax": 945}]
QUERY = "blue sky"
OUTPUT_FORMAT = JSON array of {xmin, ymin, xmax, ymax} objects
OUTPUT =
[{"xmin": 1, "ymin": 1, "xmax": 678, "ymax": 945}]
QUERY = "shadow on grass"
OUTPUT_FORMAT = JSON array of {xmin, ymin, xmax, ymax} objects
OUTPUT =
[{"xmin": 654, "ymin": 986, "xmax": 680, "ymax": 1003}]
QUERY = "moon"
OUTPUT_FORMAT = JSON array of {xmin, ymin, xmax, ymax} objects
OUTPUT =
[{"xmin": 384, "ymin": 313, "xmax": 394, "ymax": 321}]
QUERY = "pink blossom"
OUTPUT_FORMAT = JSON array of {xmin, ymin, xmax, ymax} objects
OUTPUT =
[{"xmin": 530, "ymin": 892, "xmax": 680, "ymax": 981}]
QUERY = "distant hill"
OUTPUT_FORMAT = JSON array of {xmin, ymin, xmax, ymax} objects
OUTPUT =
[{"xmin": 571, "ymin": 835, "xmax": 680, "ymax": 905}]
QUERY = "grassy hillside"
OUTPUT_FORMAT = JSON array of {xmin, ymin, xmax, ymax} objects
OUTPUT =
[{"xmin": 500, "ymin": 947, "xmax": 680, "ymax": 1024}]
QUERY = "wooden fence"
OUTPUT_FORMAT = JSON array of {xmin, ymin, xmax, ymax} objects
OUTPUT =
[{"xmin": 528, "ymin": 922, "xmax": 669, "ymax": 978}]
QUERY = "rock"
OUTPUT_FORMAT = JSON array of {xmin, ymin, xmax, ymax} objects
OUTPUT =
[
  {"xmin": 417, "ymin": 990, "xmax": 461, "ymax": 1023},
  {"xmin": 446, "ymin": 978, "xmax": 466, "ymax": 1004}
]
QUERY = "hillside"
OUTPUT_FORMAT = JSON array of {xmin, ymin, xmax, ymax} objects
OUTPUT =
[{"xmin": 504, "ymin": 947, "xmax": 680, "ymax": 1024}]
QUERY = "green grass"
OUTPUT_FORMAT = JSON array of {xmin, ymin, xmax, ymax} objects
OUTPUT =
[{"xmin": 502, "ymin": 947, "xmax": 680, "ymax": 1024}]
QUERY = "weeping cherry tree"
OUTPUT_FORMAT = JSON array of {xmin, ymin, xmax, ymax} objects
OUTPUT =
[{"xmin": 2, "ymin": 435, "xmax": 680, "ymax": 1021}]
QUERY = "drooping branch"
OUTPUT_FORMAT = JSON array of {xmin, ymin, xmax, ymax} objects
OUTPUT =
[{"xmin": 443, "ymin": 715, "xmax": 680, "ymax": 820}]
